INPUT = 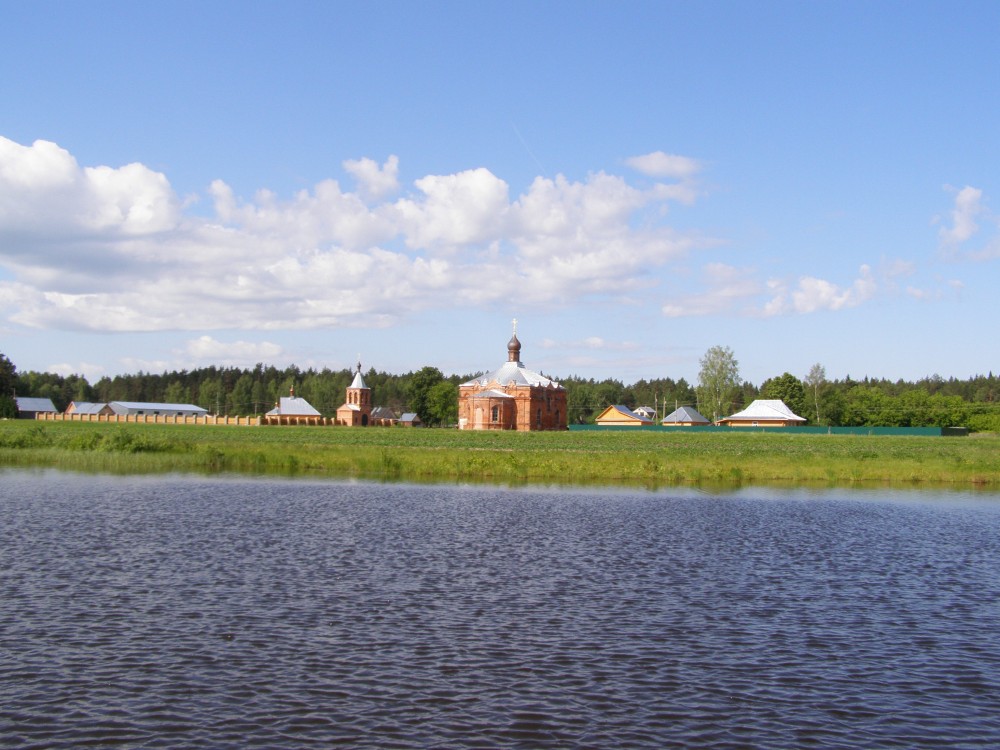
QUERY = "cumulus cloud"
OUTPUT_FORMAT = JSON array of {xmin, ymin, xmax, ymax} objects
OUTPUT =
[
  {"xmin": 0, "ymin": 136, "xmax": 179, "ymax": 242},
  {"xmin": 343, "ymin": 155, "xmax": 400, "ymax": 201},
  {"xmin": 1, "ymin": 135, "xmax": 718, "ymax": 333}
]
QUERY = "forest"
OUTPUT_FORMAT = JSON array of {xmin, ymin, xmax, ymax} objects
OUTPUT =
[{"xmin": 3, "ymin": 351, "xmax": 998, "ymax": 431}]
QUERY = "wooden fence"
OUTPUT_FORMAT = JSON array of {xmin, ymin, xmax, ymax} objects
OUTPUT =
[
  {"xmin": 38, "ymin": 413, "xmax": 402, "ymax": 428},
  {"xmin": 37, "ymin": 412, "xmax": 262, "ymax": 426}
]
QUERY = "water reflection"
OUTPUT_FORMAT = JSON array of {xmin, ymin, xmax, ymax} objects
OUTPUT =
[{"xmin": 2, "ymin": 469, "xmax": 999, "ymax": 749}]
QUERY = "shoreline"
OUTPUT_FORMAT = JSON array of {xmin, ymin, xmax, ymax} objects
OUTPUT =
[{"xmin": 2, "ymin": 420, "xmax": 999, "ymax": 489}]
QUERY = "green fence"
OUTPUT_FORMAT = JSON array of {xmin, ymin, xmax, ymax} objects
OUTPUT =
[{"xmin": 569, "ymin": 424, "xmax": 960, "ymax": 437}]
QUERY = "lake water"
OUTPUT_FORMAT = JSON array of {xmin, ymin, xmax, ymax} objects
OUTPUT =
[{"xmin": 2, "ymin": 469, "xmax": 1000, "ymax": 749}]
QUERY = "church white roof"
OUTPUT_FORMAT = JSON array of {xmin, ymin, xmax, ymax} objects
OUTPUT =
[
  {"xmin": 722, "ymin": 399, "xmax": 805, "ymax": 422},
  {"xmin": 266, "ymin": 397, "xmax": 321, "ymax": 417},
  {"xmin": 350, "ymin": 370, "xmax": 368, "ymax": 389},
  {"xmin": 461, "ymin": 361, "xmax": 562, "ymax": 390}
]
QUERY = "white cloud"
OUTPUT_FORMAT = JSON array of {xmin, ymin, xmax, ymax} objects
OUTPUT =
[
  {"xmin": 938, "ymin": 185, "xmax": 983, "ymax": 248},
  {"xmin": 46, "ymin": 361, "xmax": 106, "ymax": 381},
  {"xmin": 663, "ymin": 263, "xmax": 877, "ymax": 318},
  {"xmin": 394, "ymin": 167, "xmax": 510, "ymax": 250},
  {"xmin": 0, "ymin": 135, "xmax": 714, "ymax": 334},
  {"xmin": 625, "ymin": 151, "xmax": 701, "ymax": 179},
  {"xmin": 540, "ymin": 336, "xmax": 641, "ymax": 351},
  {"xmin": 662, "ymin": 263, "xmax": 762, "ymax": 317},
  {"xmin": 936, "ymin": 185, "xmax": 1000, "ymax": 261},
  {"xmin": 767, "ymin": 265, "xmax": 877, "ymax": 315},
  {"xmin": 183, "ymin": 335, "xmax": 284, "ymax": 364},
  {"xmin": 343, "ymin": 155, "xmax": 400, "ymax": 201},
  {"xmin": 0, "ymin": 136, "xmax": 179, "ymax": 240}
]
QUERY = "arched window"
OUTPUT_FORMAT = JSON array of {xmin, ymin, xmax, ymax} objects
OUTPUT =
[{"xmin": 491, "ymin": 405, "xmax": 500, "ymax": 423}]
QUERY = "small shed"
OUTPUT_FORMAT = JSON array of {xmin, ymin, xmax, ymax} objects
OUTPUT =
[
  {"xmin": 66, "ymin": 401, "xmax": 114, "ymax": 416},
  {"xmin": 15, "ymin": 397, "xmax": 58, "ymax": 419},
  {"xmin": 595, "ymin": 405, "xmax": 654, "ymax": 427},
  {"xmin": 370, "ymin": 406, "xmax": 398, "ymax": 426},
  {"xmin": 399, "ymin": 412, "xmax": 423, "ymax": 427},
  {"xmin": 717, "ymin": 399, "xmax": 806, "ymax": 427},
  {"xmin": 661, "ymin": 405, "xmax": 711, "ymax": 426}
]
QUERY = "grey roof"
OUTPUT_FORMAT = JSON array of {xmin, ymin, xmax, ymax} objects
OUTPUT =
[
  {"xmin": 350, "ymin": 370, "xmax": 368, "ymax": 389},
  {"xmin": 371, "ymin": 406, "xmax": 396, "ymax": 420},
  {"xmin": 400, "ymin": 412, "xmax": 421, "ymax": 422},
  {"xmin": 110, "ymin": 401, "xmax": 208, "ymax": 414},
  {"xmin": 461, "ymin": 360, "xmax": 563, "ymax": 390},
  {"xmin": 267, "ymin": 397, "xmax": 321, "ymax": 417},
  {"xmin": 722, "ymin": 399, "xmax": 806, "ymax": 422},
  {"xmin": 15, "ymin": 397, "xmax": 58, "ymax": 413},
  {"xmin": 70, "ymin": 401, "xmax": 109, "ymax": 415},
  {"xmin": 662, "ymin": 405, "xmax": 710, "ymax": 424}
]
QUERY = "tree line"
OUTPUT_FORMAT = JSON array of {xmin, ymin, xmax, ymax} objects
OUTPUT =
[{"xmin": 3, "ymin": 349, "xmax": 999, "ymax": 430}]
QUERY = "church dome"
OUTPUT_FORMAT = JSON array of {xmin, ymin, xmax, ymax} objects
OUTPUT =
[{"xmin": 507, "ymin": 333, "xmax": 521, "ymax": 362}]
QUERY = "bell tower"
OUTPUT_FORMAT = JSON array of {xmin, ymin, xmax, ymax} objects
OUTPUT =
[{"xmin": 340, "ymin": 358, "xmax": 372, "ymax": 426}]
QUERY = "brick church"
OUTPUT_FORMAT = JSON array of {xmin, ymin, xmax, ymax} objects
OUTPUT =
[{"xmin": 458, "ymin": 322, "xmax": 567, "ymax": 431}]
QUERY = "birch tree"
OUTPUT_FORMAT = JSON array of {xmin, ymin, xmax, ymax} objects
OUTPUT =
[
  {"xmin": 697, "ymin": 346, "xmax": 740, "ymax": 422},
  {"xmin": 804, "ymin": 363, "xmax": 826, "ymax": 424}
]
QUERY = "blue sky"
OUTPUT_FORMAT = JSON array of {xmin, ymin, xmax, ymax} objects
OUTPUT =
[{"xmin": 2, "ymin": 1, "xmax": 998, "ymax": 387}]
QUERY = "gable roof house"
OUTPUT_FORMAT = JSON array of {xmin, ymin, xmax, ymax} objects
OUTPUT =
[
  {"xmin": 661, "ymin": 405, "xmax": 711, "ymax": 426},
  {"xmin": 632, "ymin": 406, "xmax": 656, "ymax": 420},
  {"xmin": 595, "ymin": 405, "xmax": 654, "ymax": 427},
  {"xmin": 717, "ymin": 399, "xmax": 806, "ymax": 428},
  {"xmin": 15, "ymin": 396, "xmax": 58, "ymax": 419}
]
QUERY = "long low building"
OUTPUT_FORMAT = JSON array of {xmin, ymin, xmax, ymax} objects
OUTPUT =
[{"xmin": 65, "ymin": 401, "xmax": 210, "ymax": 417}]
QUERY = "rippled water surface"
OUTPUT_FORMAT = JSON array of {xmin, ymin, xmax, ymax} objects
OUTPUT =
[{"xmin": 2, "ymin": 469, "xmax": 1000, "ymax": 748}]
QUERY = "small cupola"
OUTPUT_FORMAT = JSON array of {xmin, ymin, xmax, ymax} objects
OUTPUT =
[{"xmin": 507, "ymin": 318, "xmax": 521, "ymax": 363}]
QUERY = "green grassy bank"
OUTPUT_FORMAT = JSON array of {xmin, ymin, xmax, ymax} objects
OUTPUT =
[{"xmin": 3, "ymin": 419, "xmax": 999, "ymax": 489}]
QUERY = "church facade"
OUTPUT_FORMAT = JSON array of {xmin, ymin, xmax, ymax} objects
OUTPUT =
[{"xmin": 458, "ymin": 326, "xmax": 567, "ymax": 431}]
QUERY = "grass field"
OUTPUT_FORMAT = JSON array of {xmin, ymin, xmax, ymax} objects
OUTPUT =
[{"xmin": 3, "ymin": 419, "xmax": 999, "ymax": 489}]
